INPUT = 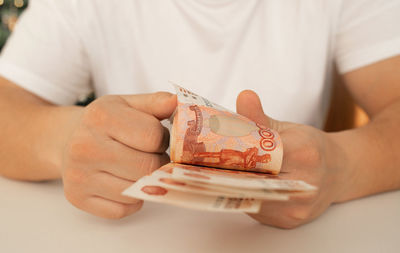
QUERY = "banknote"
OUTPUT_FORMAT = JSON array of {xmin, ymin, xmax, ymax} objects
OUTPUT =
[
  {"xmin": 122, "ymin": 175, "xmax": 262, "ymax": 213},
  {"xmin": 152, "ymin": 164, "xmax": 290, "ymax": 200},
  {"xmin": 122, "ymin": 84, "xmax": 317, "ymax": 213},
  {"xmin": 162, "ymin": 163, "xmax": 316, "ymax": 192},
  {"xmin": 170, "ymin": 84, "xmax": 283, "ymax": 174}
]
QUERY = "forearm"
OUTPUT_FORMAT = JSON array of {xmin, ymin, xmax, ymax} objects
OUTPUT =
[
  {"xmin": 0, "ymin": 78, "xmax": 83, "ymax": 181},
  {"xmin": 330, "ymin": 99, "xmax": 400, "ymax": 202}
]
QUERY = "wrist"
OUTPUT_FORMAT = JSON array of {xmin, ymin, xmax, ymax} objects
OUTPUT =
[
  {"xmin": 326, "ymin": 127, "xmax": 385, "ymax": 203},
  {"xmin": 323, "ymin": 130, "xmax": 355, "ymax": 203},
  {"xmin": 35, "ymin": 105, "xmax": 84, "ymax": 179}
]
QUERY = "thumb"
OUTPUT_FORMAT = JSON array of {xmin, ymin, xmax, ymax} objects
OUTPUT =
[
  {"xmin": 236, "ymin": 90, "xmax": 280, "ymax": 131},
  {"xmin": 121, "ymin": 92, "xmax": 177, "ymax": 120}
]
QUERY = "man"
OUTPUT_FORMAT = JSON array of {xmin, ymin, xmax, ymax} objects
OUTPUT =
[{"xmin": 0, "ymin": 0, "xmax": 399, "ymax": 229}]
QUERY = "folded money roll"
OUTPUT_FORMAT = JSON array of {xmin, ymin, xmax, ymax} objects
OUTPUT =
[{"xmin": 170, "ymin": 85, "xmax": 283, "ymax": 174}]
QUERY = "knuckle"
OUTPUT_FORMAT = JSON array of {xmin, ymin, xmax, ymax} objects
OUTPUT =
[
  {"xmin": 144, "ymin": 120, "xmax": 164, "ymax": 151},
  {"xmin": 63, "ymin": 167, "xmax": 87, "ymax": 186},
  {"xmin": 153, "ymin": 91, "xmax": 171, "ymax": 102},
  {"xmin": 151, "ymin": 92, "xmax": 168, "ymax": 104},
  {"xmin": 82, "ymin": 100, "xmax": 111, "ymax": 128},
  {"xmin": 137, "ymin": 154, "xmax": 160, "ymax": 175},
  {"xmin": 305, "ymin": 145, "xmax": 322, "ymax": 167},
  {"xmin": 66, "ymin": 137, "xmax": 93, "ymax": 163},
  {"xmin": 290, "ymin": 143, "xmax": 322, "ymax": 168}
]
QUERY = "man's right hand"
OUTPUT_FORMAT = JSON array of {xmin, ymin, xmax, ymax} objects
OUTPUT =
[{"xmin": 62, "ymin": 92, "xmax": 176, "ymax": 219}]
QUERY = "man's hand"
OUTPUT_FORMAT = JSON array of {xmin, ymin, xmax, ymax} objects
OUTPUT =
[
  {"xmin": 236, "ymin": 90, "xmax": 348, "ymax": 229},
  {"xmin": 62, "ymin": 93, "xmax": 176, "ymax": 219},
  {"xmin": 235, "ymin": 56, "xmax": 400, "ymax": 229}
]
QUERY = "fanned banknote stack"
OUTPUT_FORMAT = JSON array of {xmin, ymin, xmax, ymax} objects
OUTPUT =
[{"xmin": 123, "ymin": 85, "xmax": 317, "ymax": 213}]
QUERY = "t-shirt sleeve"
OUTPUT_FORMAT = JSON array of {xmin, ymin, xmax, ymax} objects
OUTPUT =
[
  {"xmin": 0, "ymin": 0, "xmax": 92, "ymax": 105},
  {"xmin": 335, "ymin": 0, "xmax": 400, "ymax": 74}
]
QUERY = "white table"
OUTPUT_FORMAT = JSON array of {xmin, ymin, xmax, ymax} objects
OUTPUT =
[{"xmin": 1, "ymin": 176, "xmax": 399, "ymax": 253}]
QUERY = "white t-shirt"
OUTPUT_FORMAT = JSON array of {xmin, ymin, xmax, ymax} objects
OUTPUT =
[{"xmin": 0, "ymin": 0, "xmax": 399, "ymax": 128}]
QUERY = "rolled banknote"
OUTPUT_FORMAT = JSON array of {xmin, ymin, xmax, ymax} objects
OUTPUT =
[{"xmin": 170, "ymin": 85, "xmax": 283, "ymax": 174}]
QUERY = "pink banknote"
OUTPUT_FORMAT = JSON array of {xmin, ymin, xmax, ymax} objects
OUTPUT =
[
  {"xmin": 123, "ymin": 174, "xmax": 262, "ymax": 213},
  {"xmin": 170, "ymin": 85, "xmax": 283, "ymax": 174},
  {"xmin": 122, "ymin": 85, "xmax": 317, "ymax": 213}
]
